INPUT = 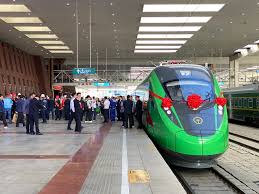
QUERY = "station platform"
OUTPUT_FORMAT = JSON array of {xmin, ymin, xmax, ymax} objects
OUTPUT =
[{"xmin": 0, "ymin": 119, "xmax": 186, "ymax": 194}]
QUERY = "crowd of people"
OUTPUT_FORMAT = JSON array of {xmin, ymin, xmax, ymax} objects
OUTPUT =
[{"xmin": 0, "ymin": 92, "xmax": 144, "ymax": 134}]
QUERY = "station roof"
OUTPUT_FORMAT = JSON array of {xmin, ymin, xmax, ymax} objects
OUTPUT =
[{"xmin": 0, "ymin": 0, "xmax": 258, "ymax": 61}]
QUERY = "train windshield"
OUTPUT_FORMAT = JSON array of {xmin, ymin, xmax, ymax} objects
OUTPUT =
[{"xmin": 166, "ymin": 80, "xmax": 215, "ymax": 102}]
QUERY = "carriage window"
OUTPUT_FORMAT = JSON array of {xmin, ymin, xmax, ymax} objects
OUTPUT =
[
  {"xmin": 234, "ymin": 98, "xmax": 238, "ymax": 107},
  {"xmin": 256, "ymin": 98, "xmax": 259, "ymax": 109},
  {"xmin": 238, "ymin": 98, "xmax": 242, "ymax": 108},
  {"xmin": 248, "ymin": 98, "xmax": 253, "ymax": 108},
  {"xmin": 243, "ymin": 98, "xmax": 247, "ymax": 108}
]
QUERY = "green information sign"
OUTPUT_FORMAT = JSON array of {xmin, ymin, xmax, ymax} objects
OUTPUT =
[{"xmin": 72, "ymin": 68, "xmax": 96, "ymax": 75}]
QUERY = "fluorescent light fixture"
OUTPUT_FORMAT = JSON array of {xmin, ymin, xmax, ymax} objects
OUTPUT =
[
  {"xmin": 254, "ymin": 40, "xmax": 259, "ymax": 44},
  {"xmin": 43, "ymin": 46, "xmax": 69, "ymax": 50},
  {"xmin": 143, "ymin": 4, "xmax": 225, "ymax": 12},
  {"xmin": 49, "ymin": 50, "xmax": 73, "ymax": 54},
  {"xmin": 0, "ymin": 17, "xmax": 42, "ymax": 23},
  {"xmin": 135, "ymin": 50, "xmax": 177, "ymax": 53},
  {"xmin": 139, "ymin": 26, "xmax": 201, "ymax": 32},
  {"xmin": 35, "ymin": 40, "xmax": 65, "ymax": 45},
  {"xmin": 14, "ymin": 26, "xmax": 51, "ymax": 32},
  {"xmin": 140, "ymin": 17, "xmax": 211, "ymax": 23},
  {"xmin": 135, "ymin": 45, "xmax": 181, "ymax": 49},
  {"xmin": 137, "ymin": 34, "xmax": 193, "ymax": 39},
  {"xmin": 0, "ymin": 4, "xmax": 31, "ymax": 12},
  {"xmin": 244, "ymin": 44, "xmax": 258, "ymax": 53},
  {"xmin": 136, "ymin": 40, "xmax": 187, "ymax": 44},
  {"xmin": 234, "ymin": 49, "xmax": 248, "ymax": 56},
  {"xmin": 25, "ymin": 34, "xmax": 58, "ymax": 39}
]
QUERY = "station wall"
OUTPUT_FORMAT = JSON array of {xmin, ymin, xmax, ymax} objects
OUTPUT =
[{"xmin": 0, "ymin": 41, "xmax": 51, "ymax": 96}]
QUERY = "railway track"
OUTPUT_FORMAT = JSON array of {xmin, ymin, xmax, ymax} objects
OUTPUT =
[
  {"xmin": 172, "ymin": 164, "xmax": 258, "ymax": 194},
  {"xmin": 229, "ymin": 132, "xmax": 259, "ymax": 153}
]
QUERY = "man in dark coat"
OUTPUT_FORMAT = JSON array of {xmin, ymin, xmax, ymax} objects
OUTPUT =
[
  {"xmin": 16, "ymin": 95, "xmax": 25, "ymax": 127},
  {"xmin": 116, "ymin": 96, "xmax": 122, "ymax": 121},
  {"xmin": 123, "ymin": 95, "xmax": 134, "ymax": 128},
  {"xmin": 135, "ymin": 96, "xmax": 143, "ymax": 129},
  {"xmin": 74, "ymin": 93, "xmax": 82, "ymax": 133},
  {"xmin": 64, "ymin": 95, "xmax": 70, "ymax": 120},
  {"xmin": 23, "ymin": 95, "xmax": 31, "ymax": 134},
  {"xmin": 29, "ymin": 93, "xmax": 43, "ymax": 135}
]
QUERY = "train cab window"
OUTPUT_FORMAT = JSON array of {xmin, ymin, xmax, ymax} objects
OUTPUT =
[
  {"xmin": 166, "ymin": 80, "xmax": 215, "ymax": 102},
  {"xmin": 256, "ymin": 98, "xmax": 259, "ymax": 108},
  {"xmin": 243, "ymin": 98, "xmax": 247, "ymax": 108},
  {"xmin": 248, "ymin": 98, "xmax": 253, "ymax": 108}
]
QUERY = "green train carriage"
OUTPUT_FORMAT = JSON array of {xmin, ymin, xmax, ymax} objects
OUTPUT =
[
  {"xmin": 136, "ymin": 64, "xmax": 229, "ymax": 168},
  {"xmin": 224, "ymin": 84, "xmax": 259, "ymax": 124}
]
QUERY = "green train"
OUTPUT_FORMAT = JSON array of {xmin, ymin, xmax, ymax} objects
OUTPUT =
[
  {"xmin": 224, "ymin": 84, "xmax": 259, "ymax": 124},
  {"xmin": 136, "ymin": 64, "xmax": 229, "ymax": 168}
]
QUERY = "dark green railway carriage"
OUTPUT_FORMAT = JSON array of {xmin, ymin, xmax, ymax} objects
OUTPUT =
[{"xmin": 224, "ymin": 84, "xmax": 259, "ymax": 123}]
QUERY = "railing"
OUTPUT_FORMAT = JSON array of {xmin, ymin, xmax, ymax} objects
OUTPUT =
[{"xmin": 53, "ymin": 69, "xmax": 152, "ymax": 85}]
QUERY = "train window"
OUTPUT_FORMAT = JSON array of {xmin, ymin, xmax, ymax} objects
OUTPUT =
[
  {"xmin": 248, "ymin": 98, "xmax": 253, "ymax": 108},
  {"xmin": 256, "ymin": 98, "xmax": 259, "ymax": 108},
  {"xmin": 243, "ymin": 98, "xmax": 247, "ymax": 108},
  {"xmin": 166, "ymin": 80, "xmax": 215, "ymax": 102},
  {"xmin": 238, "ymin": 98, "xmax": 242, "ymax": 108},
  {"xmin": 234, "ymin": 98, "xmax": 238, "ymax": 107}
]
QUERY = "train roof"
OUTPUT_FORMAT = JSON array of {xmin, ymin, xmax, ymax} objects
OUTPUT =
[{"xmin": 223, "ymin": 84, "xmax": 259, "ymax": 94}]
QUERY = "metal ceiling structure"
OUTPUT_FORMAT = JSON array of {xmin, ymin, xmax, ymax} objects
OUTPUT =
[{"xmin": 0, "ymin": 0, "xmax": 259, "ymax": 63}]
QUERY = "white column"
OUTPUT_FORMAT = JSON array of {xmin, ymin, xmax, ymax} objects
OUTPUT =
[{"xmin": 234, "ymin": 60, "xmax": 239, "ymax": 87}]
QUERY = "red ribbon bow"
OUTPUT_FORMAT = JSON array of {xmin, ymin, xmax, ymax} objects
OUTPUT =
[
  {"xmin": 215, "ymin": 97, "xmax": 227, "ymax": 107},
  {"xmin": 187, "ymin": 94, "xmax": 203, "ymax": 109},
  {"xmin": 161, "ymin": 97, "xmax": 173, "ymax": 108}
]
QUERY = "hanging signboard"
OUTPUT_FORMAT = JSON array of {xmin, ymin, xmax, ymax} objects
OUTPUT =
[
  {"xmin": 72, "ymin": 68, "xmax": 96, "ymax": 75},
  {"xmin": 92, "ymin": 82, "xmax": 110, "ymax": 87}
]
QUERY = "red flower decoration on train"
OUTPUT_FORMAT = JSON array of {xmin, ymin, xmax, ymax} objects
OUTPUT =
[
  {"xmin": 161, "ymin": 97, "xmax": 173, "ymax": 109},
  {"xmin": 215, "ymin": 97, "xmax": 227, "ymax": 107},
  {"xmin": 187, "ymin": 94, "xmax": 203, "ymax": 109}
]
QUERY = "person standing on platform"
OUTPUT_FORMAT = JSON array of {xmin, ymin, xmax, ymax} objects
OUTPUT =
[
  {"xmin": 92, "ymin": 97, "xmax": 97, "ymax": 121},
  {"xmin": 16, "ymin": 95, "xmax": 25, "ymax": 127},
  {"xmin": 54, "ymin": 96, "xmax": 61, "ymax": 120},
  {"xmin": 123, "ymin": 95, "xmax": 134, "ymax": 128},
  {"xmin": 74, "ymin": 93, "xmax": 82, "ymax": 133},
  {"xmin": 67, "ymin": 93, "xmax": 76, "ymax": 130},
  {"xmin": 0, "ymin": 94, "xmax": 8, "ymax": 129},
  {"xmin": 40, "ymin": 94, "xmax": 48, "ymax": 123},
  {"xmin": 29, "ymin": 93, "xmax": 43, "ymax": 135},
  {"xmin": 64, "ymin": 95, "xmax": 70, "ymax": 120},
  {"xmin": 135, "ymin": 96, "xmax": 143, "ymax": 129},
  {"xmin": 4, "ymin": 94, "xmax": 13, "ymax": 124},
  {"xmin": 116, "ymin": 96, "xmax": 122, "ymax": 121},
  {"xmin": 120, "ymin": 96, "xmax": 125, "ymax": 127},
  {"xmin": 23, "ymin": 95, "xmax": 31, "ymax": 134},
  {"xmin": 85, "ymin": 95, "xmax": 93, "ymax": 123},
  {"xmin": 103, "ymin": 96, "xmax": 110, "ymax": 123},
  {"xmin": 110, "ymin": 97, "xmax": 117, "ymax": 122},
  {"xmin": 48, "ymin": 97, "xmax": 55, "ymax": 120}
]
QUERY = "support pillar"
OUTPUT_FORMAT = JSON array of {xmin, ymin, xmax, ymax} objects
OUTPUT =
[{"xmin": 229, "ymin": 59, "xmax": 239, "ymax": 88}]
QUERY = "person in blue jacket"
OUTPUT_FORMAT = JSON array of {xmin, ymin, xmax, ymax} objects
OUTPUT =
[
  {"xmin": 3, "ymin": 94, "xmax": 13, "ymax": 124},
  {"xmin": 0, "ymin": 94, "xmax": 8, "ymax": 128},
  {"xmin": 109, "ymin": 96, "xmax": 117, "ymax": 122},
  {"xmin": 16, "ymin": 95, "xmax": 25, "ymax": 127}
]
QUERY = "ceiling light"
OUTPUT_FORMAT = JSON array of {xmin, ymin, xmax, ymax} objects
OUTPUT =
[
  {"xmin": 43, "ymin": 46, "xmax": 69, "ymax": 50},
  {"xmin": 135, "ymin": 45, "xmax": 181, "ymax": 49},
  {"xmin": 234, "ymin": 49, "xmax": 248, "ymax": 56},
  {"xmin": 0, "ymin": 17, "xmax": 42, "ymax": 23},
  {"xmin": 143, "ymin": 4, "xmax": 225, "ymax": 12},
  {"xmin": 254, "ymin": 40, "xmax": 259, "ymax": 44},
  {"xmin": 139, "ymin": 26, "xmax": 201, "ymax": 32},
  {"xmin": 49, "ymin": 50, "xmax": 73, "ymax": 53},
  {"xmin": 140, "ymin": 17, "xmax": 211, "ymax": 23},
  {"xmin": 35, "ymin": 40, "xmax": 65, "ymax": 45},
  {"xmin": 14, "ymin": 26, "xmax": 51, "ymax": 32},
  {"xmin": 0, "ymin": 4, "xmax": 31, "ymax": 12},
  {"xmin": 134, "ymin": 50, "xmax": 177, "ymax": 53},
  {"xmin": 25, "ymin": 34, "xmax": 58, "ymax": 39},
  {"xmin": 244, "ymin": 44, "xmax": 258, "ymax": 48},
  {"xmin": 137, "ymin": 34, "xmax": 193, "ymax": 39},
  {"xmin": 66, "ymin": 2, "xmax": 70, "ymax": 6},
  {"xmin": 136, "ymin": 40, "xmax": 186, "ymax": 44}
]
